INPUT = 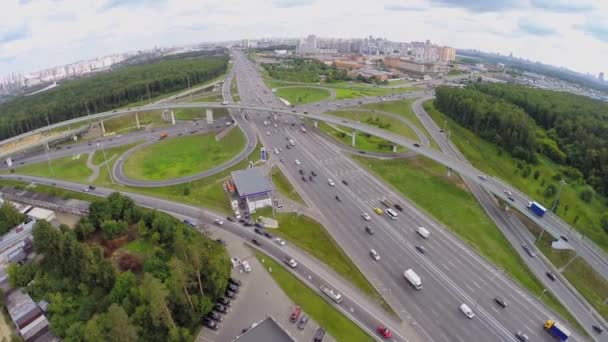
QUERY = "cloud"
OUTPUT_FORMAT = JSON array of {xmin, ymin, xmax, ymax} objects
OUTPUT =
[
  {"xmin": 0, "ymin": 24, "xmax": 30, "ymax": 44},
  {"xmin": 429, "ymin": 0, "xmax": 522, "ymax": 12},
  {"xmin": 576, "ymin": 19, "xmax": 608, "ymax": 43},
  {"xmin": 273, "ymin": 0, "xmax": 314, "ymax": 8},
  {"xmin": 530, "ymin": 0, "xmax": 593, "ymax": 13},
  {"xmin": 384, "ymin": 4, "xmax": 426, "ymax": 11},
  {"xmin": 518, "ymin": 18, "xmax": 557, "ymax": 36},
  {"xmin": 100, "ymin": 0, "xmax": 166, "ymax": 11}
]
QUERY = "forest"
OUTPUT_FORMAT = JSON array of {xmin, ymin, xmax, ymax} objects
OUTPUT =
[
  {"xmin": 0, "ymin": 201, "xmax": 27, "ymax": 235},
  {"xmin": 7, "ymin": 193, "xmax": 231, "ymax": 341},
  {"xmin": 435, "ymin": 84, "xmax": 608, "ymax": 196},
  {"xmin": 0, "ymin": 55, "xmax": 228, "ymax": 140},
  {"xmin": 263, "ymin": 57, "xmax": 350, "ymax": 83}
]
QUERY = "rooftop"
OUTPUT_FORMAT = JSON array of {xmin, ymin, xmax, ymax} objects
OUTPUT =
[
  {"xmin": 232, "ymin": 316, "xmax": 294, "ymax": 342},
  {"xmin": 231, "ymin": 168, "xmax": 273, "ymax": 198}
]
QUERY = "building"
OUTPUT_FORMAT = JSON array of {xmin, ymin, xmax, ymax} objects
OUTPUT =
[
  {"xmin": 296, "ymin": 35, "xmax": 318, "ymax": 55},
  {"xmin": 5, "ymin": 288, "xmax": 55, "ymax": 342},
  {"xmin": 384, "ymin": 57, "xmax": 450, "ymax": 76},
  {"xmin": 26, "ymin": 208, "xmax": 56, "ymax": 222},
  {"xmin": 439, "ymin": 47, "xmax": 456, "ymax": 62},
  {"xmin": 334, "ymin": 60, "xmax": 364, "ymax": 70},
  {"xmin": 232, "ymin": 316, "xmax": 295, "ymax": 342},
  {"xmin": 600, "ymin": 72, "xmax": 605, "ymax": 83},
  {"xmin": 230, "ymin": 168, "xmax": 273, "ymax": 212}
]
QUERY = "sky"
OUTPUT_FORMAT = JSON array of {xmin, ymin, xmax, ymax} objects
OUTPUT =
[{"xmin": 1, "ymin": 0, "xmax": 608, "ymax": 77}]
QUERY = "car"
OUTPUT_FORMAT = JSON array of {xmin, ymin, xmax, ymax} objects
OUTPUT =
[
  {"xmin": 460, "ymin": 303, "xmax": 475, "ymax": 318},
  {"xmin": 242, "ymin": 260, "xmax": 251, "ymax": 272},
  {"xmin": 546, "ymin": 272, "xmax": 557, "ymax": 281},
  {"xmin": 478, "ymin": 174, "xmax": 488, "ymax": 180},
  {"xmin": 227, "ymin": 284, "xmax": 239, "ymax": 293},
  {"xmin": 243, "ymin": 221, "xmax": 252, "ymax": 227},
  {"xmin": 230, "ymin": 257, "xmax": 241, "ymax": 267},
  {"xmin": 592, "ymin": 324, "xmax": 604, "ymax": 334},
  {"xmin": 370, "ymin": 249, "xmax": 380, "ymax": 261},
  {"xmin": 394, "ymin": 204, "xmax": 403, "ymax": 211},
  {"xmin": 377, "ymin": 326, "xmax": 392, "ymax": 339},
  {"xmin": 284, "ymin": 256, "xmax": 298, "ymax": 268},
  {"xmin": 275, "ymin": 238, "xmax": 286, "ymax": 246},
  {"xmin": 413, "ymin": 143, "xmax": 420, "ymax": 147},
  {"xmin": 217, "ymin": 297, "xmax": 231, "ymax": 307},
  {"xmin": 362, "ymin": 213, "xmax": 371, "ymax": 221},
  {"xmin": 374, "ymin": 207, "xmax": 383, "ymax": 215},
  {"xmin": 254, "ymin": 222, "xmax": 264, "ymax": 228},
  {"xmin": 328, "ymin": 179, "xmax": 335, "ymax": 186},
  {"xmin": 415, "ymin": 245, "xmax": 426, "ymax": 254},
  {"xmin": 560, "ymin": 235, "xmax": 569, "ymax": 242},
  {"xmin": 206, "ymin": 311, "xmax": 223, "ymax": 322},
  {"xmin": 82, "ymin": 187, "xmax": 90, "ymax": 192},
  {"xmin": 365, "ymin": 226, "xmax": 374, "ymax": 235},
  {"xmin": 227, "ymin": 216, "xmax": 235, "ymax": 222},
  {"xmin": 88, "ymin": 185, "xmax": 96, "ymax": 190},
  {"xmin": 335, "ymin": 195, "xmax": 341, "ymax": 202},
  {"xmin": 503, "ymin": 189, "xmax": 513, "ymax": 196},
  {"xmin": 266, "ymin": 131, "xmax": 270, "ymax": 136},
  {"xmin": 215, "ymin": 239, "xmax": 227, "ymax": 246},
  {"xmin": 299, "ymin": 169, "xmax": 304, "ymax": 175},
  {"xmin": 522, "ymin": 244, "xmax": 536, "ymax": 257},
  {"xmin": 341, "ymin": 180, "xmax": 349, "ymax": 186},
  {"xmin": 279, "ymin": 158, "xmax": 285, "ymax": 163},
  {"xmin": 301, "ymin": 176, "xmax": 306, "ymax": 182},
  {"xmin": 311, "ymin": 171, "xmax": 317, "ymax": 177},
  {"xmin": 295, "ymin": 159, "xmax": 300, "ymax": 165},
  {"xmin": 507, "ymin": 196, "xmax": 515, "ymax": 202},
  {"xmin": 515, "ymin": 331, "xmax": 529, "ymax": 341},
  {"xmin": 290, "ymin": 306, "xmax": 302, "ymax": 322},
  {"xmin": 313, "ymin": 328, "xmax": 326, "ymax": 342},
  {"xmin": 202, "ymin": 317, "xmax": 218, "ymax": 330},
  {"xmin": 213, "ymin": 304, "xmax": 227, "ymax": 314},
  {"xmin": 214, "ymin": 218, "xmax": 224, "ymax": 225},
  {"xmin": 297, "ymin": 315, "xmax": 309, "ymax": 330},
  {"xmin": 494, "ymin": 297, "xmax": 507, "ymax": 308},
  {"xmin": 225, "ymin": 290, "xmax": 238, "ymax": 299},
  {"xmin": 263, "ymin": 231, "xmax": 274, "ymax": 239},
  {"xmin": 254, "ymin": 228, "xmax": 264, "ymax": 235},
  {"xmin": 228, "ymin": 277, "xmax": 242, "ymax": 286},
  {"xmin": 251, "ymin": 238, "xmax": 262, "ymax": 246}
]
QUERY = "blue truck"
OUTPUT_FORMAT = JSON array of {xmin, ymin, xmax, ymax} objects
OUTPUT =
[
  {"xmin": 544, "ymin": 320, "xmax": 571, "ymax": 341},
  {"xmin": 528, "ymin": 201, "xmax": 547, "ymax": 217}
]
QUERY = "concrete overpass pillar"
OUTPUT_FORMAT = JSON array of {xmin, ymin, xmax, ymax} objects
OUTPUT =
[
  {"xmin": 206, "ymin": 109, "xmax": 213, "ymax": 124},
  {"xmin": 5, "ymin": 157, "xmax": 12, "ymax": 167},
  {"xmin": 392, "ymin": 144, "xmax": 397, "ymax": 152},
  {"xmin": 100, "ymin": 120, "xmax": 106, "ymax": 134},
  {"xmin": 351, "ymin": 130, "xmax": 357, "ymax": 147},
  {"xmin": 171, "ymin": 110, "xmax": 176, "ymax": 125},
  {"xmin": 72, "ymin": 135, "xmax": 78, "ymax": 141},
  {"xmin": 447, "ymin": 167, "xmax": 451, "ymax": 177},
  {"xmin": 135, "ymin": 112, "xmax": 141, "ymax": 129},
  {"xmin": 313, "ymin": 121, "xmax": 318, "ymax": 128}
]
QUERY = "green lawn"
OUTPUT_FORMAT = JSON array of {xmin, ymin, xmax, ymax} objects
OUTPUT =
[
  {"xmin": 103, "ymin": 111, "xmax": 167, "ymax": 133},
  {"xmin": 275, "ymin": 87, "xmax": 331, "ymax": 105},
  {"xmin": 265, "ymin": 78, "xmax": 417, "ymax": 99},
  {"xmin": 0, "ymin": 179, "xmax": 100, "ymax": 203},
  {"xmin": 329, "ymin": 109, "xmax": 419, "ymax": 142},
  {"xmin": 122, "ymin": 128, "xmax": 245, "ymax": 181},
  {"xmin": 317, "ymin": 121, "xmax": 400, "ymax": 153},
  {"xmin": 271, "ymin": 166, "xmax": 305, "ymax": 205},
  {"xmin": 190, "ymin": 93, "xmax": 223, "ymax": 102},
  {"xmin": 121, "ymin": 239, "xmax": 158, "ymax": 261},
  {"xmin": 173, "ymin": 107, "xmax": 229, "ymax": 120},
  {"xmin": 424, "ymin": 101, "xmax": 608, "ymax": 253},
  {"xmin": 92, "ymin": 142, "xmax": 141, "ymax": 166},
  {"xmin": 253, "ymin": 209, "xmax": 394, "ymax": 315},
  {"xmin": 255, "ymin": 251, "xmax": 373, "ymax": 342},
  {"xmin": 362, "ymin": 100, "xmax": 440, "ymax": 150},
  {"xmin": 352, "ymin": 154, "xmax": 583, "ymax": 332},
  {"xmin": 15, "ymin": 154, "xmax": 91, "ymax": 183}
]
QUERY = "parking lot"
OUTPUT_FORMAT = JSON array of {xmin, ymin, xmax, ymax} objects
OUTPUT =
[{"xmin": 197, "ymin": 228, "xmax": 334, "ymax": 342}]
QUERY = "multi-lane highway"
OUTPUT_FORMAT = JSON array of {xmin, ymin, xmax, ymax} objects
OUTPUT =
[{"xmin": 230, "ymin": 51, "xmax": 582, "ymax": 341}]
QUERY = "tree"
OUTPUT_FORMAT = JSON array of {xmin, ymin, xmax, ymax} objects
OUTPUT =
[
  {"xmin": 168, "ymin": 258, "xmax": 195, "ymax": 311},
  {"xmin": 140, "ymin": 273, "xmax": 176, "ymax": 331},
  {"xmin": 75, "ymin": 217, "xmax": 96, "ymax": 240},
  {"xmin": 544, "ymin": 184, "xmax": 557, "ymax": 198},
  {"xmin": 83, "ymin": 315, "xmax": 105, "ymax": 342},
  {"xmin": 110, "ymin": 271, "xmax": 137, "ymax": 305},
  {"xmin": 601, "ymin": 213, "xmax": 608, "ymax": 234},
  {"xmin": 0, "ymin": 201, "xmax": 26, "ymax": 234},
  {"xmin": 101, "ymin": 220, "xmax": 128, "ymax": 240},
  {"xmin": 579, "ymin": 187, "xmax": 594, "ymax": 203},
  {"xmin": 106, "ymin": 304, "xmax": 139, "ymax": 342}
]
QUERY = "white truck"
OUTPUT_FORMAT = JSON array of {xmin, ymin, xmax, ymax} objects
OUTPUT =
[
  {"xmin": 320, "ymin": 284, "xmax": 343, "ymax": 304},
  {"xmin": 404, "ymin": 269, "xmax": 422, "ymax": 290},
  {"xmin": 416, "ymin": 227, "xmax": 430, "ymax": 239}
]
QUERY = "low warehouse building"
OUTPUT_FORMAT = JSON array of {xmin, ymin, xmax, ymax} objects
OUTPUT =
[
  {"xmin": 26, "ymin": 208, "xmax": 56, "ymax": 222},
  {"xmin": 230, "ymin": 168, "xmax": 273, "ymax": 212}
]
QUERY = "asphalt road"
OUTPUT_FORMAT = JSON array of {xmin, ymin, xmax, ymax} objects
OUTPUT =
[
  {"xmin": 411, "ymin": 97, "xmax": 607, "ymax": 339},
  {"xmin": 230, "ymin": 51, "xmax": 581, "ymax": 342}
]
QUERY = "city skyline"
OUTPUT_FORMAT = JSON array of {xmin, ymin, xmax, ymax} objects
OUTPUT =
[{"xmin": 1, "ymin": 0, "xmax": 607, "ymax": 76}]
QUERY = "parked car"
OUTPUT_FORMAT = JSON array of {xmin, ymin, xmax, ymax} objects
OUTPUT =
[
  {"xmin": 290, "ymin": 306, "xmax": 301, "ymax": 322},
  {"xmin": 297, "ymin": 315, "xmax": 309, "ymax": 330},
  {"xmin": 313, "ymin": 328, "xmax": 326, "ymax": 342},
  {"xmin": 213, "ymin": 304, "xmax": 227, "ymax": 314},
  {"xmin": 227, "ymin": 284, "xmax": 240, "ymax": 293},
  {"xmin": 202, "ymin": 317, "xmax": 218, "ymax": 330},
  {"xmin": 225, "ymin": 290, "xmax": 237, "ymax": 299},
  {"xmin": 215, "ymin": 239, "xmax": 227, "ymax": 246},
  {"xmin": 242, "ymin": 260, "xmax": 251, "ymax": 272},
  {"xmin": 228, "ymin": 277, "xmax": 242, "ymax": 286},
  {"xmin": 206, "ymin": 311, "xmax": 223, "ymax": 322},
  {"xmin": 217, "ymin": 297, "xmax": 231, "ymax": 307}
]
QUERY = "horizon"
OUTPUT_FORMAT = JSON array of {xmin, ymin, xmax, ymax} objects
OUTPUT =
[{"xmin": 1, "ymin": 0, "xmax": 607, "ymax": 77}]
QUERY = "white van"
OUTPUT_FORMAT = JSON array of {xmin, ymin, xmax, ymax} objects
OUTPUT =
[
  {"xmin": 460, "ymin": 303, "xmax": 475, "ymax": 319},
  {"xmin": 416, "ymin": 227, "xmax": 430, "ymax": 239},
  {"xmin": 385, "ymin": 208, "xmax": 398, "ymax": 220}
]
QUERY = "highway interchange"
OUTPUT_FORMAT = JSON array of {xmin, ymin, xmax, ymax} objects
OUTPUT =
[{"xmin": 1, "ymin": 50, "xmax": 607, "ymax": 341}]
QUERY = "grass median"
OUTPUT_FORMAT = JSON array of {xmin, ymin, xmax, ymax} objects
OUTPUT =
[
  {"xmin": 122, "ymin": 128, "xmax": 245, "ymax": 181},
  {"xmin": 271, "ymin": 166, "xmax": 305, "ymax": 205},
  {"xmin": 253, "ymin": 208, "xmax": 395, "ymax": 315},
  {"xmin": 255, "ymin": 251, "xmax": 373, "ymax": 342},
  {"xmin": 353, "ymin": 154, "xmax": 585, "ymax": 333},
  {"xmin": 276, "ymin": 87, "xmax": 331, "ymax": 104},
  {"xmin": 15, "ymin": 154, "xmax": 92, "ymax": 183}
]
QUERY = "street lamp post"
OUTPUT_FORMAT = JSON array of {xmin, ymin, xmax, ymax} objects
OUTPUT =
[
  {"xmin": 551, "ymin": 179, "xmax": 567, "ymax": 213},
  {"xmin": 98, "ymin": 141, "xmax": 114, "ymax": 184}
]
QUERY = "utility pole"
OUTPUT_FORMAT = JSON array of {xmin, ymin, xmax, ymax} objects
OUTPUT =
[
  {"xmin": 98, "ymin": 141, "xmax": 114, "ymax": 184},
  {"xmin": 44, "ymin": 115, "xmax": 55, "ymax": 177},
  {"xmin": 146, "ymin": 84, "xmax": 151, "ymax": 104},
  {"xmin": 551, "ymin": 179, "xmax": 567, "ymax": 213}
]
